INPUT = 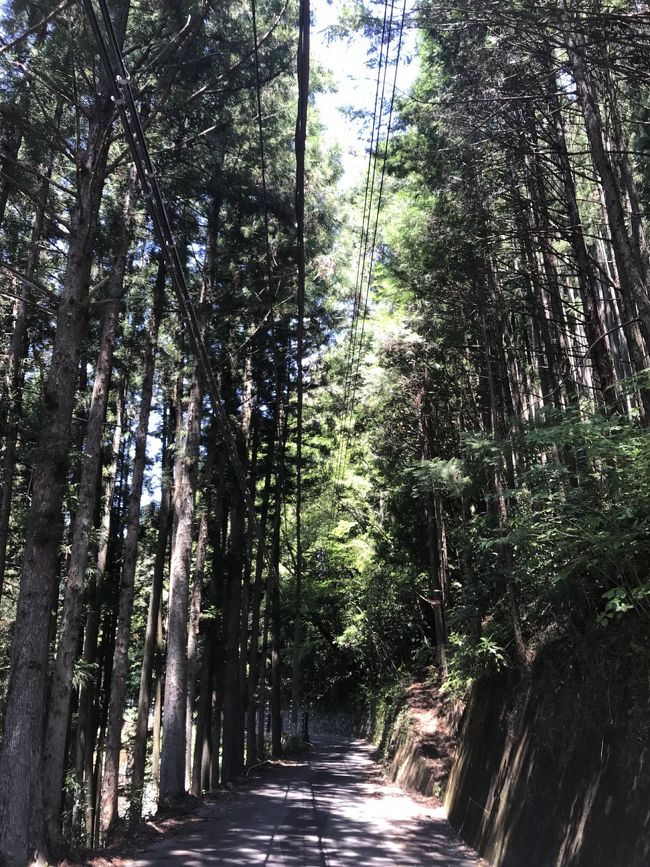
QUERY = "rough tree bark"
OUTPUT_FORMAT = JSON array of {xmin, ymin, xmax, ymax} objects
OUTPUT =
[
  {"xmin": 0, "ymin": 33, "xmax": 127, "ymax": 858},
  {"xmin": 482, "ymin": 311, "xmax": 529, "ymax": 669},
  {"xmin": 221, "ymin": 490, "xmax": 247, "ymax": 782},
  {"xmin": 159, "ymin": 364, "xmax": 203, "ymax": 801},
  {"xmin": 74, "ymin": 378, "xmax": 125, "ymax": 845},
  {"xmin": 270, "ymin": 480, "xmax": 283, "ymax": 758},
  {"xmin": 417, "ymin": 384, "xmax": 448, "ymax": 675},
  {"xmin": 236, "ymin": 369, "xmax": 259, "ymax": 767},
  {"xmin": 185, "ymin": 489, "xmax": 210, "ymax": 788},
  {"xmin": 98, "ymin": 261, "xmax": 164, "ymax": 842},
  {"xmin": 565, "ymin": 30, "xmax": 650, "ymax": 350},
  {"xmin": 546, "ymin": 71, "xmax": 624, "ymax": 415},
  {"xmin": 159, "ymin": 192, "xmax": 218, "ymax": 801},
  {"xmin": 190, "ymin": 479, "xmax": 224, "ymax": 796},
  {"xmin": 42, "ymin": 166, "xmax": 135, "ymax": 848},
  {"xmin": 245, "ymin": 451, "xmax": 274, "ymax": 765},
  {"xmin": 130, "ymin": 399, "xmax": 173, "ymax": 823}
]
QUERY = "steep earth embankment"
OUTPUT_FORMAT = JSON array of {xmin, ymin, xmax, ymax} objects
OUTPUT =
[
  {"xmin": 372, "ymin": 682, "xmax": 463, "ymax": 801},
  {"xmin": 370, "ymin": 623, "xmax": 650, "ymax": 867}
]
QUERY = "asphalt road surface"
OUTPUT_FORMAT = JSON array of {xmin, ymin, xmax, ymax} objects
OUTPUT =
[{"xmin": 128, "ymin": 737, "xmax": 484, "ymax": 866}]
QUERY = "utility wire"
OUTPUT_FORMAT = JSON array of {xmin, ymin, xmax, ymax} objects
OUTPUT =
[
  {"xmin": 336, "ymin": 1, "xmax": 392, "ymax": 481},
  {"xmin": 342, "ymin": 0, "xmax": 392, "ymax": 400},
  {"xmin": 338, "ymin": 0, "xmax": 396, "ymax": 476},
  {"xmin": 345, "ymin": 0, "xmax": 408, "ymax": 433},
  {"xmin": 292, "ymin": 0, "xmax": 309, "ymax": 729},
  {"xmin": 81, "ymin": 0, "xmax": 265, "ymax": 548},
  {"xmin": 335, "ymin": 0, "xmax": 406, "ymax": 484},
  {"xmin": 334, "ymin": 0, "xmax": 392, "ymax": 483}
]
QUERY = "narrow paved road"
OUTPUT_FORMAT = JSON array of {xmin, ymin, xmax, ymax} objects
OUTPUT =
[{"xmin": 129, "ymin": 737, "xmax": 484, "ymax": 866}]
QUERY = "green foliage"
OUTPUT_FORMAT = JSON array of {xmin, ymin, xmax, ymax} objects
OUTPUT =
[
  {"xmin": 442, "ymin": 633, "xmax": 508, "ymax": 700},
  {"xmin": 72, "ymin": 659, "xmax": 99, "ymax": 692},
  {"xmin": 406, "ymin": 458, "xmax": 470, "ymax": 496},
  {"xmin": 599, "ymin": 584, "xmax": 650, "ymax": 626},
  {"xmin": 298, "ymin": 0, "xmax": 650, "ymax": 710}
]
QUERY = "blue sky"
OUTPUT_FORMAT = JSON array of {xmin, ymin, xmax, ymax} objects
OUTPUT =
[
  {"xmin": 311, "ymin": 0, "xmax": 420, "ymax": 186},
  {"xmin": 0, "ymin": 0, "xmax": 419, "ymax": 190},
  {"xmin": 0, "ymin": 0, "xmax": 420, "ymax": 501}
]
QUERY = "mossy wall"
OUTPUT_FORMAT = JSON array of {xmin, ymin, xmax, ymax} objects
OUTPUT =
[{"xmin": 445, "ymin": 629, "xmax": 650, "ymax": 867}]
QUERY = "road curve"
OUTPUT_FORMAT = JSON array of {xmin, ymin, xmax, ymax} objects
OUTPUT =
[{"xmin": 128, "ymin": 736, "xmax": 485, "ymax": 866}]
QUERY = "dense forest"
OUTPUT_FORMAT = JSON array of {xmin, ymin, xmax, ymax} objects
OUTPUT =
[{"xmin": 0, "ymin": 0, "xmax": 649, "ymax": 864}]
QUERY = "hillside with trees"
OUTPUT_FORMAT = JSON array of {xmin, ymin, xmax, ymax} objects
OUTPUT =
[{"xmin": 0, "ymin": 0, "xmax": 649, "ymax": 865}]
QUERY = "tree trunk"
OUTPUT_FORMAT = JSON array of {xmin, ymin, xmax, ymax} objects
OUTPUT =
[
  {"xmin": 595, "ymin": 183, "xmax": 650, "ymax": 423},
  {"xmin": 191, "ymin": 478, "xmax": 224, "ymax": 797},
  {"xmin": 604, "ymin": 70, "xmax": 650, "ymax": 292},
  {"xmin": 416, "ymin": 379, "xmax": 448, "ymax": 673},
  {"xmin": 190, "ymin": 629, "xmax": 215, "ymax": 796},
  {"xmin": 159, "ymin": 364, "xmax": 203, "ymax": 802},
  {"xmin": 206, "ymin": 494, "xmax": 227, "ymax": 789},
  {"xmin": 159, "ymin": 190, "xmax": 220, "ymax": 801},
  {"xmin": 245, "ymin": 455, "xmax": 274, "ymax": 765},
  {"xmin": 524, "ymin": 120, "xmax": 579, "ymax": 409},
  {"xmin": 565, "ymin": 30, "xmax": 650, "ymax": 350},
  {"xmin": 508, "ymin": 175, "xmax": 562, "ymax": 411},
  {"xmin": 130, "ymin": 399, "xmax": 173, "ymax": 823},
  {"xmin": 270, "ymin": 460, "xmax": 284, "ymax": 759},
  {"xmin": 257, "ymin": 570, "xmax": 271, "ymax": 760},
  {"xmin": 74, "ymin": 378, "xmax": 126, "ymax": 845},
  {"xmin": 546, "ymin": 71, "xmax": 624, "ymax": 415},
  {"xmin": 221, "ymin": 494, "xmax": 247, "ymax": 782},
  {"xmin": 91, "ymin": 595, "xmax": 118, "ymax": 846},
  {"xmin": 0, "ymin": 72, "xmax": 123, "ymax": 865},
  {"xmin": 88, "ymin": 408, "xmax": 132, "ymax": 846},
  {"xmin": 424, "ymin": 492, "xmax": 448, "ymax": 675},
  {"xmin": 151, "ymin": 605, "xmax": 165, "ymax": 787},
  {"xmin": 42, "ymin": 167, "xmax": 135, "ymax": 848},
  {"xmin": 98, "ymin": 262, "xmax": 164, "ymax": 842},
  {"xmin": 237, "ymin": 400, "xmax": 259, "ymax": 766},
  {"xmin": 482, "ymin": 313, "xmax": 528, "ymax": 669},
  {"xmin": 185, "ymin": 501, "xmax": 210, "ymax": 788}
]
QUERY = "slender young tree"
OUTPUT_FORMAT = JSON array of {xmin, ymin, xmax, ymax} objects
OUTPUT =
[
  {"xmin": 130, "ymin": 398, "xmax": 174, "ymax": 822},
  {"xmin": 98, "ymin": 260, "xmax": 164, "ymax": 841}
]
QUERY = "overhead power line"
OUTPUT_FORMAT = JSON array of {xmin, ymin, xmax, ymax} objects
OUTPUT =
[
  {"xmin": 334, "ymin": 0, "xmax": 393, "ymax": 484},
  {"xmin": 345, "ymin": 0, "xmax": 409, "ymax": 444},
  {"xmin": 80, "ymin": 0, "xmax": 264, "ymax": 542},
  {"xmin": 335, "ymin": 0, "xmax": 408, "ymax": 484}
]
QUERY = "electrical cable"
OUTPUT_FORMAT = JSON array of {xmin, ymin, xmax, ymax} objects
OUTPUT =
[
  {"xmin": 80, "ymin": 0, "xmax": 265, "ymax": 547},
  {"xmin": 334, "ymin": 0, "xmax": 392, "ymax": 483},
  {"xmin": 341, "ymin": 0, "xmax": 392, "ymax": 405},
  {"xmin": 337, "ymin": 0, "xmax": 396, "ymax": 480},
  {"xmin": 335, "ymin": 0, "xmax": 407, "ymax": 485},
  {"xmin": 335, "ymin": 2, "xmax": 392, "ymax": 484},
  {"xmin": 292, "ymin": 0, "xmax": 309, "ymax": 731},
  {"xmin": 340, "ymin": 0, "xmax": 408, "ymax": 478}
]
